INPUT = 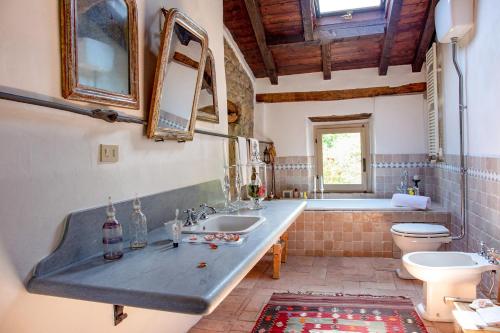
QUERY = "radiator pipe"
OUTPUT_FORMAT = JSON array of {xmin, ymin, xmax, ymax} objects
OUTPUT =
[{"xmin": 451, "ymin": 37, "xmax": 467, "ymax": 241}]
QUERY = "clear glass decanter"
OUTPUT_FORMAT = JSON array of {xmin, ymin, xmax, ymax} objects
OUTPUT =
[
  {"xmin": 130, "ymin": 195, "xmax": 148, "ymax": 249},
  {"xmin": 232, "ymin": 163, "xmax": 248, "ymax": 209},
  {"xmin": 102, "ymin": 197, "xmax": 123, "ymax": 260},
  {"xmin": 246, "ymin": 152, "xmax": 267, "ymax": 210}
]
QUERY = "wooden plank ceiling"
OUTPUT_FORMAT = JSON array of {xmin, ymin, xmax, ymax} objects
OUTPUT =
[{"xmin": 224, "ymin": 0, "xmax": 436, "ymax": 84}]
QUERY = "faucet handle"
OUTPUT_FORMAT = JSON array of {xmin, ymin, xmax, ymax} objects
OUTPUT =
[
  {"xmin": 487, "ymin": 248, "xmax": 498, "ymax": 264},
  {"xmin": 183, "ymin": 208, "xmax": 196, "ymax": 226}
]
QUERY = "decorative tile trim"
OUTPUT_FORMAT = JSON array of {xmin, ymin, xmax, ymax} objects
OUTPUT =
[
  {"xmin": 275, "ymin": 163, "xmax": 313, "ymax": 171},
  {"xmin": 468, "ymin": 168, "xmax": 500, "ymax": 182},
  {"xmin": 372, "ymin": 161, "xmax": 431, "ymax": 168},
  {"xmin": 434, "ymin": 162, "xmax": 460, "ymax": 173},
  {"xmin": 373, "ymin": 161, "xmax": 500, "ymax": 182}
]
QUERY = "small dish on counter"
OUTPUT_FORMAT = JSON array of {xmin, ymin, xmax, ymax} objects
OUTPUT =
[{"xmin": 182, "ymin": 233, "xmax": 244, "ymax": 246}]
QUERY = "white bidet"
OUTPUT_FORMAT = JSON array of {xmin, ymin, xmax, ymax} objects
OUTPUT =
[{"xmin": 403, "ymin": 251, "xmax": 496, "ymax": 322}]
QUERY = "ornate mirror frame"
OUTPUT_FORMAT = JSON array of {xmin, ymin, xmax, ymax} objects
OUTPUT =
[
  {"xmin": 196, "ymin": 49, "xmax": 219, "ymax": 123},
  {"xmin": 60, "ymin": 0, "xmax": 140, "ymax": 109},
  {"xmin": 147, "ymin": 9, "xmax": 208, "ymax": 141}
]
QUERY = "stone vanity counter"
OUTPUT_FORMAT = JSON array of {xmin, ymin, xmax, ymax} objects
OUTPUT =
[{"xmin": 28, "ymin": 200, "xmax": 306, "ymax": 315}]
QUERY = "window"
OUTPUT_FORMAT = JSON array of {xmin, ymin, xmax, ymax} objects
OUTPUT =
[
  {"xmin": 315, "ymin": 124, "xmax": 370, "ymax": 192},
  {"xmin": 316, "ymin": 0, "xmax": 383, "ymax": 15}
]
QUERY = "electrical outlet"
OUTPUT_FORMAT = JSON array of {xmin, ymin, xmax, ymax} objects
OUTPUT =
[{"xmin": 100, "ymin": 144, "xmax": 119, "ymax": 163}]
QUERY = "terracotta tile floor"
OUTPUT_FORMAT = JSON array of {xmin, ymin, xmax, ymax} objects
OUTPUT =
[{"xmin": 188, "ymin": 255, "xmax": 455, "ymax": 333}]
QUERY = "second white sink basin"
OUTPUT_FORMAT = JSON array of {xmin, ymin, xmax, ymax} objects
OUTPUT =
[{"xmin": 182, "ymin": 215, "xmax": 265, "ymax": 234}]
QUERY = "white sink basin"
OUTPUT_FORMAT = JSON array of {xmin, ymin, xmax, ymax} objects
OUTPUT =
[{"xmin": 182, "ymin": 215, "xmax": 265, "ymax": 234}]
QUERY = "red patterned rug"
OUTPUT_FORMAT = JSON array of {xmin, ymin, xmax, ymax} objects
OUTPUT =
[{"xmin": 251, "ymin": 293, "xmax": 428, "ymax": 333}]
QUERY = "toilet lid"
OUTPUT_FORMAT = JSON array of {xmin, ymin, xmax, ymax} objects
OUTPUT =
[{"xmin": 391, "ymin": 223, "xmax": 449, "ymax": 236}]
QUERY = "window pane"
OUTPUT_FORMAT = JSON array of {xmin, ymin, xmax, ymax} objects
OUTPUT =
[
  {"xmin": 318, "ymin": 0, "xmax": 381, "ymax": 13},
  {"xmin": 321, "ymin": 132, "xmax": 362, "ymax": 185}
]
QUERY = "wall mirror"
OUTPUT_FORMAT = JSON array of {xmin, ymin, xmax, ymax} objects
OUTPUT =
[
  {"xmin": 60, "ymin": 0, "xmax": 139, "ymax": 108},
  {"xmin": 196, "ymin": 49, "xmax": 219, "ymax": 123},
  {"xmin": 147, "ymin": 9, "xmax": 208, "ymax": 141}
]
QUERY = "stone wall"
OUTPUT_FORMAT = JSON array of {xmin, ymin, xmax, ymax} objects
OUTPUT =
[{"xmin": 224, "ymin": 38, "xmax": 254, "ymax": 138}]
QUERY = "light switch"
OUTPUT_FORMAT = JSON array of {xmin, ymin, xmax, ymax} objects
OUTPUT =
[{"xmin": 100, "ymin": 144, "xmax": 119, "ymax": 163}]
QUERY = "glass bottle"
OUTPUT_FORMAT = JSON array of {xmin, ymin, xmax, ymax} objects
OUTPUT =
[
  {"xmin": 102, "ymin": 197, "xmax": 123, "ymax": 260},
  {"xmin": 130, "ymin": 195, "xmax": 148, "ymax": 249},
  {"xmin": 172, "ymin": 209, "xmax": 181, "ymax": 248},
  {"xmin": 246, "ymin": 151, "xmax": 267, "ymax": 210}
]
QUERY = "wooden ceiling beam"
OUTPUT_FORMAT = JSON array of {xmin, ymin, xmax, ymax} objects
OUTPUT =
[
  {"xmin": 321, "ymin": 43, "xmax": 332, "ymax": 80},
  {"xmin": 379, "ymin": 0, "xmax": 404, "ymax": 76},
  {"xmin": 243, "ymin": 0, "xmax": 278, "ymax": 85},
  {"xmin": 268, "ymin": 23, "xmax": 385, "ymax": 50},
  {"xmin": 314, "ymin": 19, "xmax": 386, "ymax": 41},
  {"xmin": 309, "ymin": 113, "xmax": 372, "ymax": 122},
  {"xmin": 256, "ymin": 82, "xmax": 426, "ymax": 103},
  {"xmin": 299, "ymin": 0, "xmax": 314, "ymax": 41},
  {"xmin": 412, "ymin": 0, "xmax": 437, "ymax": 72}
]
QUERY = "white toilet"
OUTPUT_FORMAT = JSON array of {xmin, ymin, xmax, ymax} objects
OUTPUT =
[{"xmin": 391, "ymin": 223, "xmax": 452, "ymax": 279}]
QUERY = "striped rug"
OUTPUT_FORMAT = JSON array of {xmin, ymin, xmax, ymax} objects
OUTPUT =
[{"xmin": 252, "ymin": 293, "xmax": 427, "ymax": 333}]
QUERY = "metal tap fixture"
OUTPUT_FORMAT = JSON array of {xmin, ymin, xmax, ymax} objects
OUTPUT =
[
  {"xmin": 487, "ymin": 248, "xmax": 499, "ymax": 265},
  {"xmin": 479, "ymin": 241, "xmax": 499, "ymax": 265},
  {"xmin": 183, "ymin": 203, "xmax": 216, "ymax": 226},
  {"xmin": 479, "ymin": 241, "xmax": 487, "ymax": 257}
]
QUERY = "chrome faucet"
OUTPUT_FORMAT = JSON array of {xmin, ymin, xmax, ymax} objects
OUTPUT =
[
  {"xmin": 479, "ymin": 241, "xmax": 487, "ymax": 257},
  {"xmin": 479, "ymin": 241, "xmax": 499, "ymax": 264},
  {"xmin": 487, "ymin": 248, "xmax": 499, "ymax": 265},
  {"xmin": 183, "ymin": 203, "xmax": 216, "ymax": 226}
]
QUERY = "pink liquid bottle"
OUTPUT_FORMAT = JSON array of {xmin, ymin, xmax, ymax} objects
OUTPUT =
[{"xmin": 102, "ymin": 197, "xmax": 123, "ymax": 260}]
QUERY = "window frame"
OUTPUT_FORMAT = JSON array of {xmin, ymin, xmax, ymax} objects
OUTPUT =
[
  {"xmin": 314, "ymin": 123, "xmax": 372, "ymax": 193},
  {"xmin": 314, "ymin": 0, "xmax": 385, "ymax": 17}
]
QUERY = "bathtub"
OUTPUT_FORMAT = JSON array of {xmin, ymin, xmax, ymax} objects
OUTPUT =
[
  {"xmin": 286, "ymin": 198, "xmax": 449, "ymax": 258},
  {"xmin": 306, "ymin": 198, "xmax": 432, "ymax": 211}
]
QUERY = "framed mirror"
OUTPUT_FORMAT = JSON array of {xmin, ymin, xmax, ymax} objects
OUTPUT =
[
  {"xmin": 147, "ymin": 9, "xmax": 208, "ymax": 141},
  {"xmin": 60, "ymin": 0, "xmax": 139, "ymax": 108},
  {"xmin": 196, "ymin": 49, "xmax": 219, "ymax": 123}
]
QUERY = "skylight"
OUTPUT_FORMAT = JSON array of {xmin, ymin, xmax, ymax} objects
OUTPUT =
[{"xmin": 317, "ymin": 0, "xmax": 382, "ymax": 14}]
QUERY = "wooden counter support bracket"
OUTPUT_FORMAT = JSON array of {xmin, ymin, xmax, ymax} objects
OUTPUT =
[
  {"xmin": 280, "ymin": 232, "xmax": 289, "ymax": 263},
  {"xmin": 272, "ymin": 231, "xmax": 289, "ymax": 279},
  {"xmin": 114, "ymin": 305, "xmax": 128, "ymax": 326}
]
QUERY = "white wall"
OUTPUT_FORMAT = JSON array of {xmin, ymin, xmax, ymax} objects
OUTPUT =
[
  {"xmin": 256, "ymin": 65, "xmax": 427, "ymax": 156},
  {"xmin": 0, "ymin": 1, "xmax": 227, "ymax": 332},
  {"xmin": 438, "ymin": 0, "xmax": 500, "ymax": 157}
]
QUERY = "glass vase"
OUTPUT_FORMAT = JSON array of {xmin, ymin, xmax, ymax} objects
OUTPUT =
[{"xmin": 246, "ymin": 160, "xmax": 267, "ymax": 210}]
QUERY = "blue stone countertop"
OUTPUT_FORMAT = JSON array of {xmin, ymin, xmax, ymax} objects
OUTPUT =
[{"xmin": 28, "ymin": 200, "xmax": 306, "ymax": 315}]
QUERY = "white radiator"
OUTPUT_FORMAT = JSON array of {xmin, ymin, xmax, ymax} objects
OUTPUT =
[{"xmin": 426, "ymin": 43, "xmax": 441, "ymax": 160}]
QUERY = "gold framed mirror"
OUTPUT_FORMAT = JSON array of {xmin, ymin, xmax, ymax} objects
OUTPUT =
[
  {"xmin": 196, "ymin": 49, "xmax": 219, "ymax": 123},
  {"xmin": 147, "ymin": 9, "xmax": 208, "ymax": 141},
  {"xmin": 60, "ymin": 0, "xmax": 139, "ymax": 108}
]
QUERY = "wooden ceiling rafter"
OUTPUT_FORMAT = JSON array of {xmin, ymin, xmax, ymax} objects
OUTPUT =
[
  {"xmin": 299, "ymin": 0, "xmax": 314, "ymax": 41},
  {"xmin": 379, "ymin": 0, "xmax": 403, "ymax": 75},
  {"xmin": 321, "ymin": 43, "xmax": 331, "ymax": 80},
  {"xmin": 412, "ymin": 0, "xmax": 437, "ymax": 72},
  {"xmin": 243, "ymin": 0, "xmax": 279, "ymax": 84}
]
